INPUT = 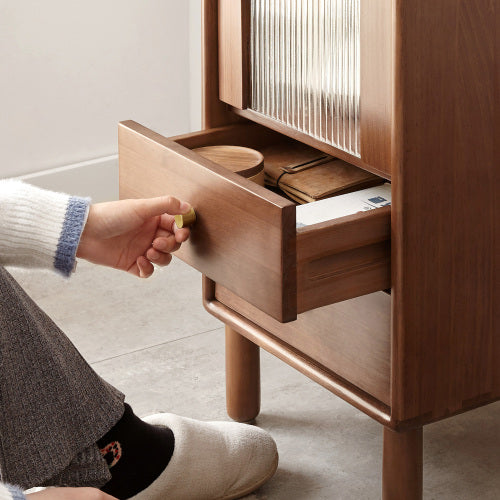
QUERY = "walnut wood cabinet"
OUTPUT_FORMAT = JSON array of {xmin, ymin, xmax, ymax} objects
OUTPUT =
[{"xmin": 119, "ymin": 1, "xmax": 498, "ymax": 498}]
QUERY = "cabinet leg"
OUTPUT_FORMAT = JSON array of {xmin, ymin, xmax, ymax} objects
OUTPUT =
[
  {"xmin": 225, "ymin": 326, "xmax": 261, "ymax": 422},
  {"xmin": 382, "ymin": 426, "xmax": 423, "ymax": 500}
]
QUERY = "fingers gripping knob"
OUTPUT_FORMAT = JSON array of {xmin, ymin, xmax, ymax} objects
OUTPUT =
[{"xmin": 174, "ymin": 207, "xmax": 196, "ymax": 228}]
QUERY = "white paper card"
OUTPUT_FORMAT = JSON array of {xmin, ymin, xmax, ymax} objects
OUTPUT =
[{"xmin": 296, "ymin": 183, "xmax": 391, "ymax": 228}]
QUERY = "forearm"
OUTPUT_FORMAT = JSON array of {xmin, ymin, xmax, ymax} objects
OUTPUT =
[
  {"xmin": 0, "ymin": 483, "xmax": 26, "ymax": 500},
  {"xmin": 0, "ymin": 180, "xmax": 89, "ymax": 276}
]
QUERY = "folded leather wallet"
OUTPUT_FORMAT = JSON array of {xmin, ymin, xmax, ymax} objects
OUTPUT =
[{"xmin": 261, "ymin": 142, "xmax": 383, "ymax": 204}]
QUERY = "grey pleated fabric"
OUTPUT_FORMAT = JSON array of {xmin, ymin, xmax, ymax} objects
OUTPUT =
[{"xmin": 0, "ymin": 266, "xmax": 125, "ymax": 489}]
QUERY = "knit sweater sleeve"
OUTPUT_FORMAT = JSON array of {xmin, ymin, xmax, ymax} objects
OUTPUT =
[
  {"xmin": 0, "ymin": 483, "xmax": 26, "ymax": 500},
  {"xmin": 0, "ymin": 180, "xmax": 90, "ymax": 276}
]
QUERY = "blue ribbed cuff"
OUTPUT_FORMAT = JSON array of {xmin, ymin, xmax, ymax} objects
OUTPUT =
[
  {"xmin": 5, "ymin": 485, "xmax": 26, "ymax": 500},
  {"xmin": 54, "ymin": 196, "xmax": 90, "ymax": 276}
]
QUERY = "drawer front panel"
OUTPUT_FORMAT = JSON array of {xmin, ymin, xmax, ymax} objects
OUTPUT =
[{"xmin": 119, "ymin": 121, "xmax": 297, "ymax": 322}]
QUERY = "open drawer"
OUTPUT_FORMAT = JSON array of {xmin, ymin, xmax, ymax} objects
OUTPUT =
[{"xmin": 119, "ymin": 120, "xmax": 391, "ymax": 322}]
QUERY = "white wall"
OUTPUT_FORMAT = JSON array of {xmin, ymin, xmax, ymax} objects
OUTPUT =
[
  {"xmin": 0, "ymin": 0, "xmax": 202, "ymax": 183},
  {"xmin": 189, "ymin": 0, "xmax": 202, "ymax": 132}
]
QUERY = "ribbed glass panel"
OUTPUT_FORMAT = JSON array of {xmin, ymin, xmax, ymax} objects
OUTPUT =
[{"xmin": 250, "ymin": 0, "xmax": 360, "ymax": 157}]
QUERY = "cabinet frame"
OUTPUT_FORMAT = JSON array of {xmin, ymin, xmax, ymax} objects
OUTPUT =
[{"xmin": 204, "ymin": 0, "xmax": 499, "ymax": 429}]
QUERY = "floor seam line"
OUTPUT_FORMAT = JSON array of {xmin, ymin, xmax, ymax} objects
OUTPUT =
[{"xmin": 90, "ymin": 326, "xmax": 224, "ymax": 366}]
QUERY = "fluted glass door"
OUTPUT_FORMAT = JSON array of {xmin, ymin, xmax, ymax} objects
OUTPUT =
[{"xmin": 250, "ymin": 0, "xmax": 360, "ymax": 157}]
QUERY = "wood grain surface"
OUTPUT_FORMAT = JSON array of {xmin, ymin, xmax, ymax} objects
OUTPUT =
[
  {"xmin": 225, "ymin": 325, "xmax": 261, "ymax": 422},
  {"xmin": 233, "ymin": 107, "xmax": 392, "ymax": 180},
  {"xmin": 198, "ymin": 1, "xmax": 499, "ymax": 496},
  {"xmin": 360, "ymin": 0, "xmax": 392, "ymax": 176},
  {"xmin": 193, "ymin": 145, "xmax": 263, "ymax": 177},
  {"xmin": 121, "ymin": 118, "xmax": 391, "ymax": 317},
  {"xmin": 297, "ymin": 206, "xmax": 391, "ymax": 312},
  {"xmin": 202, "ymin": 0, "xmax": 241, "ymax": 128},
  {"xmin": 218, "ymin": 0, "xmax": 250, "ymax": 109},
  {"xmin": 391, "ymin": 0, "xmax": 499, "ymax": 424},
  {"xmin": 382, "ymin": 427, "xmax": 423, "ymax": 499},
  {"xmin": 214, "ymin": 284, "xmax": 391, "ymax": 407},
  {"xmin": 119, "ymin": 120, "xmax": 297, "ymax": 322}
]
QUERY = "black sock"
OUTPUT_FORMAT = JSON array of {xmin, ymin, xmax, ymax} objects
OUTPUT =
[{"xmin": 97, "ymin": 403, "xmax": 175, "ymax": 499}]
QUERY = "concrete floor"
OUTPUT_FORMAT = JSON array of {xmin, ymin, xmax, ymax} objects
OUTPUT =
[{"xmin": 7, "ymin": 259, "xmax": 499, "ymax": 499}]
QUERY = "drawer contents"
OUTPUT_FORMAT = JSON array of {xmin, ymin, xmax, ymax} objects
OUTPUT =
[
  {"xmin": 296, "ymin": 183, "xmax": 391, "ymax": 228},
  {"xmin": 261, "ymin": 142, "xmax": 383, "ymax": 204},
  {"xmin": 193, "ymin": 145, "xmax": 264, "ymax": 186}
]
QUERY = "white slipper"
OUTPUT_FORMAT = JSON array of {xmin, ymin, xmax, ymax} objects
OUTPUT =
[{"xmin": 129, "ymin": 413, "xmax": 278, "ymax": 500}]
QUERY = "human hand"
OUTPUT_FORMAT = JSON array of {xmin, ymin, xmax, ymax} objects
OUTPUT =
[
  {"xmin": 76, "ymin": 196, "xmax": 191, "ymax": 278},
  {"xmin": 26, "ymin": 487, "xmax": 117, "ymax": 499}
]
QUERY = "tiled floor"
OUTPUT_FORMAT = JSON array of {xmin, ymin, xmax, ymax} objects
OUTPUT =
[{"xmin": 7, "ymin": 260, "xmax": 500, "ymax": 499}]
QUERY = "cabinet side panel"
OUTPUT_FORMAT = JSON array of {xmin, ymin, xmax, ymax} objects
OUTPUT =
[{"xmin": 392, "ymin": 0, "xmax": 499, "ymax": 423}]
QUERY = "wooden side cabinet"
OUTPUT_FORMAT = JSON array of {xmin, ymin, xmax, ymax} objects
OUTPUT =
[{"xmin": 119, "ymin": 1, "xmax": 499, "ymax": 498}]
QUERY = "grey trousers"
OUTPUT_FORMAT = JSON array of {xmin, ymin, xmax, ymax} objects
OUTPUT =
[{"xmin": 0, "ymin": 266, "xmax": 125, "ymax": 489}]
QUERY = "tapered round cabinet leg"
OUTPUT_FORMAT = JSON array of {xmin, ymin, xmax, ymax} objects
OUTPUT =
[
  {"xmin": 225, "ymin": 326, "xmax": 261, "ymax": 422},
  {"xmin": 382, "ymin": 426, "xmax": 423, "ymax": 500}
]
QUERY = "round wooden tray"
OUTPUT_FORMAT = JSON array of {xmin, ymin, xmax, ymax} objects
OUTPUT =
[{"xmin": 193, "ymin": 145, "xmax": 264, "ymax": 184}]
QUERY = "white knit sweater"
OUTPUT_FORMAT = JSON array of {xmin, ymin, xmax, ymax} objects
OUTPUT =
[
  {"xmin": 0, "ymin": 180, "xmax": 89, "ymax": 276},
  {"xmin": 0, "ymin": 180, "xmax": 90, "ymax": 499},
  {"xmin": 0, "ymin": 483, "xmax": 24, "ymax": 500}
]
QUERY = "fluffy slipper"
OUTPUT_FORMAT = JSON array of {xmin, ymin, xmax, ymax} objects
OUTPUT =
[{"xmin": 129, "ymin": 413, "xmax": 278, "ymax": 500}]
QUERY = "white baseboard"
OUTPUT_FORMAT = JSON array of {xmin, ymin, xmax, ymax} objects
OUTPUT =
[{"xmin": 17, "ymin": 155, "xmax": 119, "ymax": 202}]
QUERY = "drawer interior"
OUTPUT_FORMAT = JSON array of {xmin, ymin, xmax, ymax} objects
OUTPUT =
[{"xmin": 119, "ymin": 120, "xmax": 390, "ymax": 321}]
